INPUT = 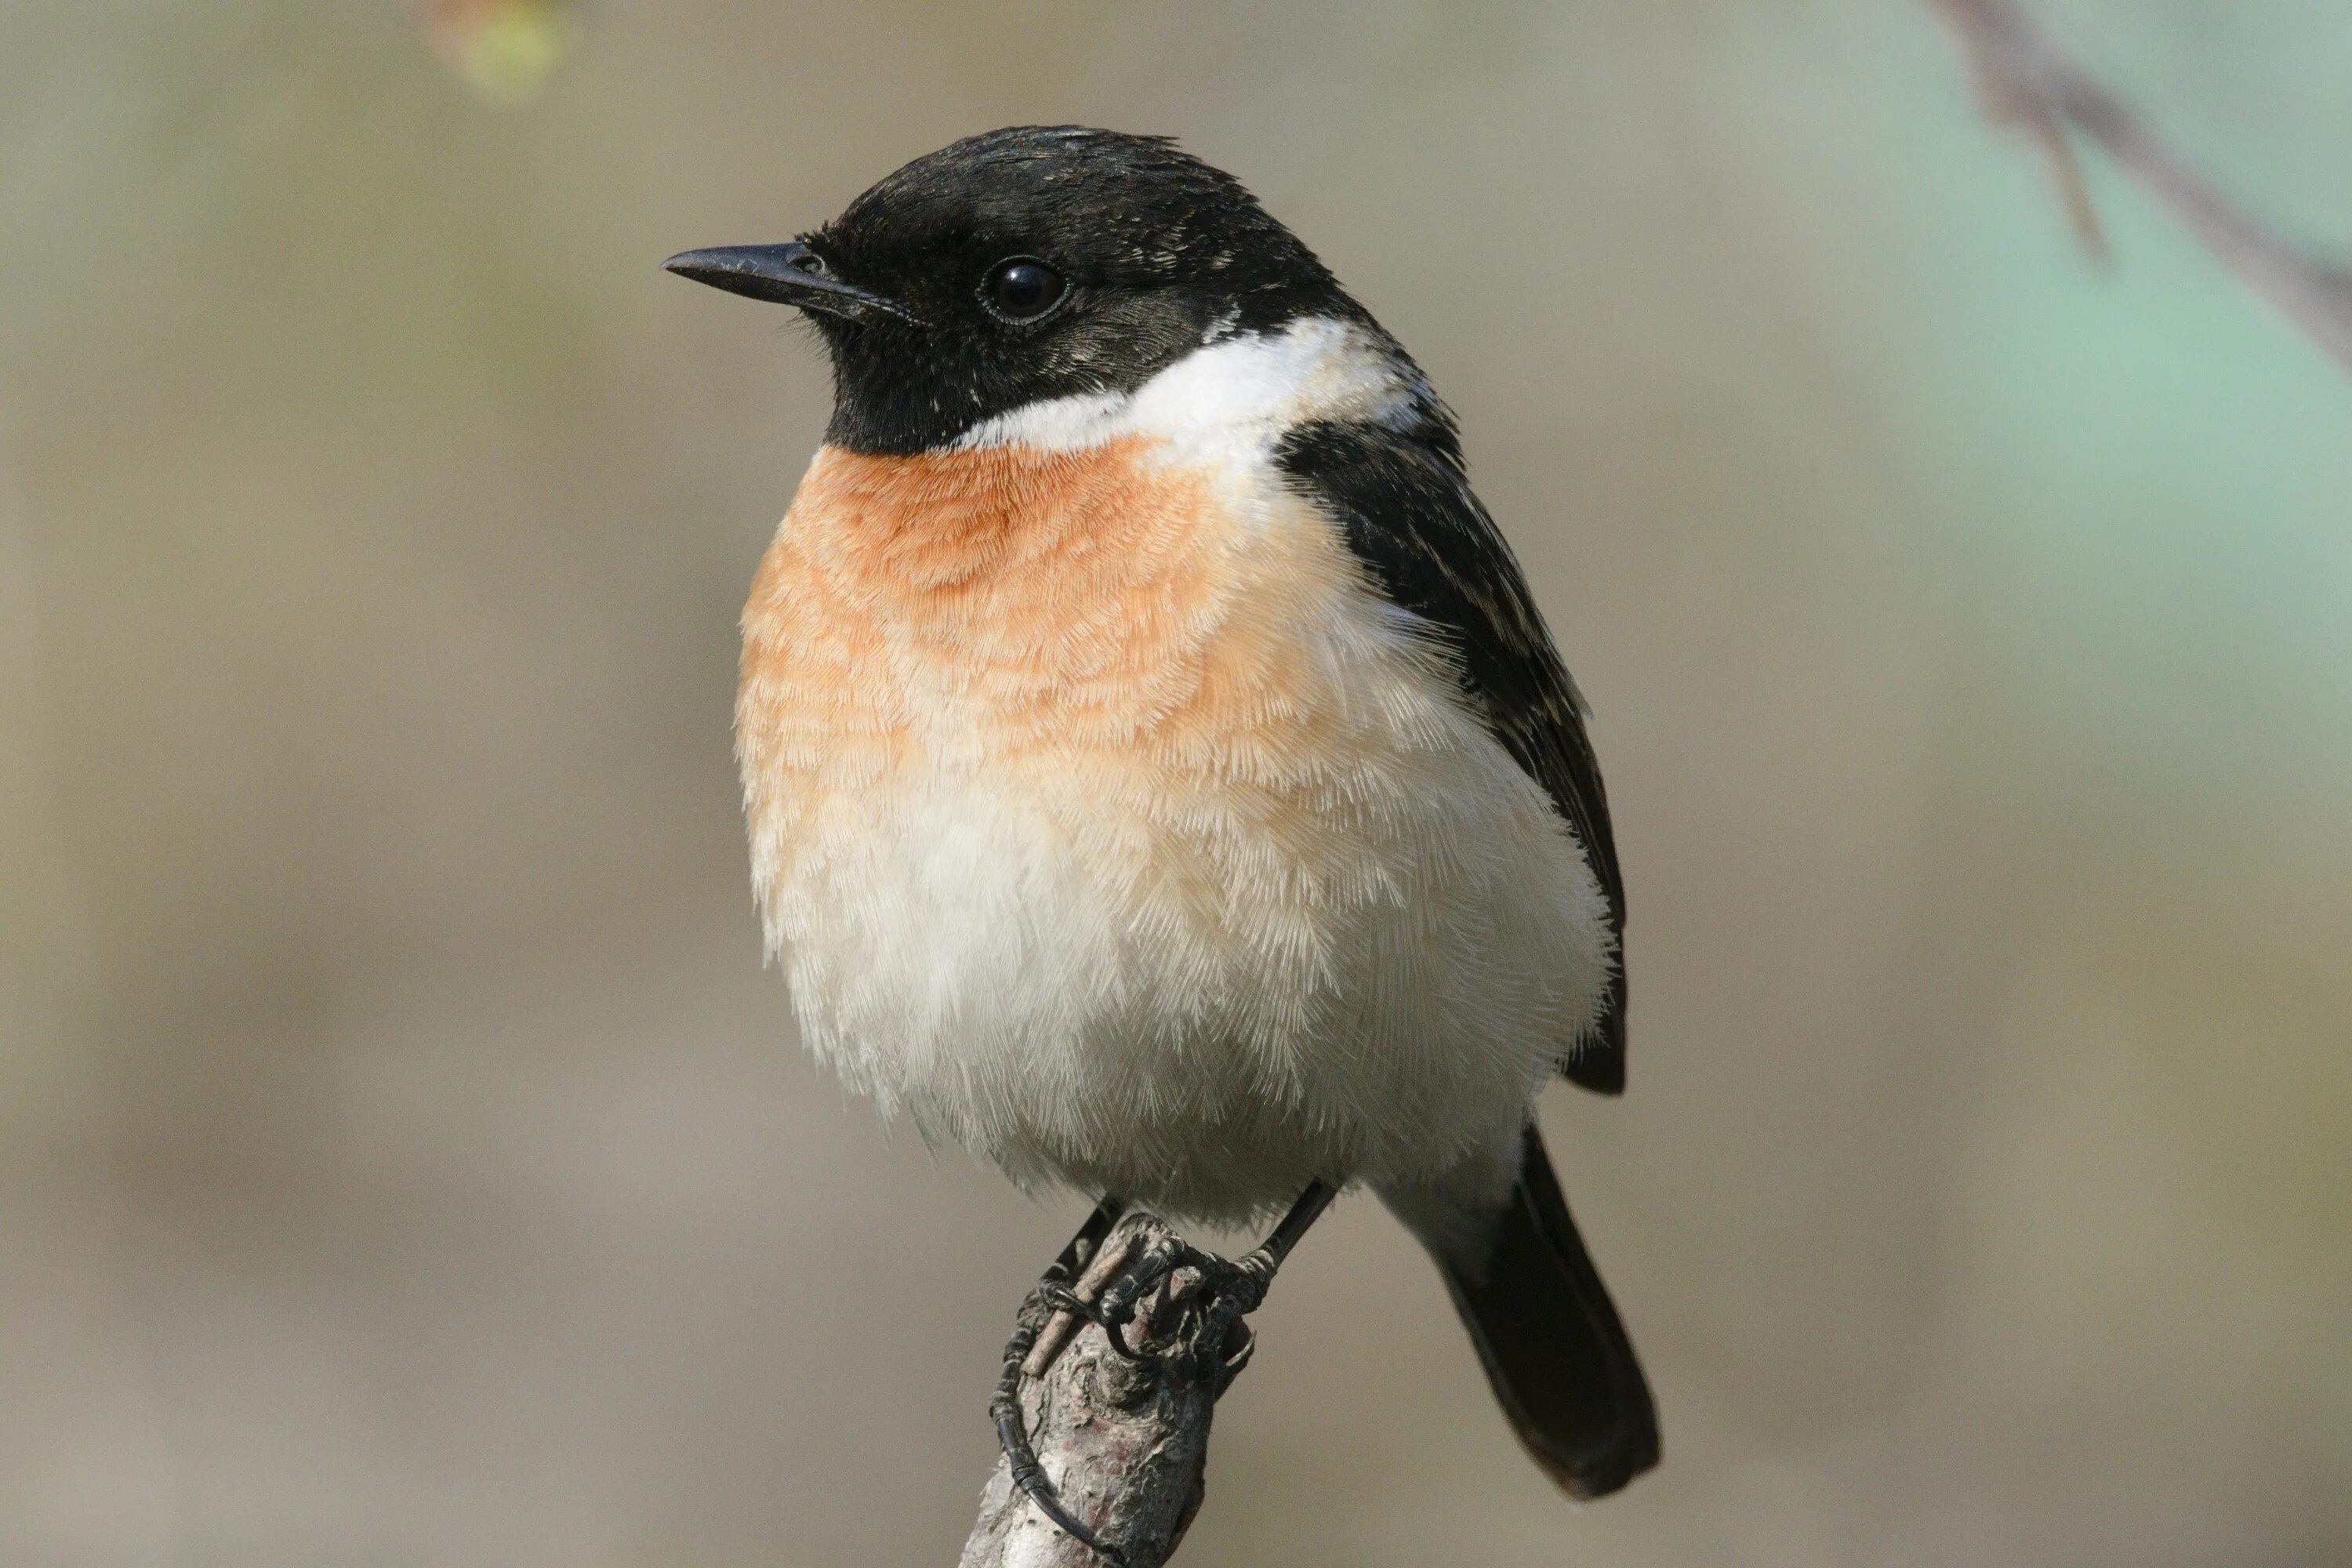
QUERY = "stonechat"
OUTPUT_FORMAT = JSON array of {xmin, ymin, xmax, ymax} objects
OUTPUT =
[{"xmin": 667, "ymin": 125, "xmax": 1657, "ymax": 1523}]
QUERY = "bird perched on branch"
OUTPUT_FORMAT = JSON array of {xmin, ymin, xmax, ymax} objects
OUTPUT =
[{"xmin": 667, "ymin": 125, "xmax": 1657, "ymax": 1524}]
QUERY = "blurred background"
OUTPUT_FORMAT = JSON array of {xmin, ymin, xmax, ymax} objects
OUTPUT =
[{"xmin": 3, "ymin": 2, "xmax": 2348, "ymax": 1563}]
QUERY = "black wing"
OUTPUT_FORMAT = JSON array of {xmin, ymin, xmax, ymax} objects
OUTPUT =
[{"xmin": 1276, "ymin": 419, "xmax": 1628, "ymax": 1094}]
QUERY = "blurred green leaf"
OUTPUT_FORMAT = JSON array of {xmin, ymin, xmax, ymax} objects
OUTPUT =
[{"xmin": 417, "ymin": 0, "xmax": 575, "ymax": 102}]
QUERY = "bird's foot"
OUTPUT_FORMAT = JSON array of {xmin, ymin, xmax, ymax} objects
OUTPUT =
[
  {"xmin": 989, "ymin": 1186, "xmax": 1335, "ymax": 1564},
  {"xmin": 1038, "ymin": 1225, "xmax": 1266, "ymax": 1386}
]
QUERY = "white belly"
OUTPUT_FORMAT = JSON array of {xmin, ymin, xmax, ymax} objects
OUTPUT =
[{"xmin": 739, "ymin": 435, "xmax": 1613, "ymax": 1222}]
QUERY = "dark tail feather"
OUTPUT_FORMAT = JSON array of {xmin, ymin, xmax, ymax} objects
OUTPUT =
[{"xmin": 1425, "ymin": 1126, "xmax": 1659, "ymax": 1498}]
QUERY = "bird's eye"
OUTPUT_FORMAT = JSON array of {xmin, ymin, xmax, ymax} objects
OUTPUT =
[{"xmin": 982, "ymin": 257, "xmax": 1066, "ymax": 321}]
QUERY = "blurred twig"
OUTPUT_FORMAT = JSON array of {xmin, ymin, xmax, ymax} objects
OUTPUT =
[{"xmin": 1933, "ymin": 0, "xmax": 2352, "ymax": 372}]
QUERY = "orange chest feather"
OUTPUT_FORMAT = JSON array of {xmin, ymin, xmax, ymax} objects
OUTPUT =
[{"xmin": 736, "ymin": 441, "xmax": 1348, "ymax": 790}]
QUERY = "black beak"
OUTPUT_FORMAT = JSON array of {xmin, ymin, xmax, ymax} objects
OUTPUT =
[{"xmin": 661, "ymin": 241, "xmax": 916, "ymax": 325}]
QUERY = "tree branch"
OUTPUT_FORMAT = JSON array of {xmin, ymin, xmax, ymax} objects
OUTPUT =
[
  {"xmin": 1933, "ymin": 0, "xmax": 2352, "ymax": 372},
  {"xmin": 960, "ymin": 1212, "xmax": 1237, "ymax": 1568}
]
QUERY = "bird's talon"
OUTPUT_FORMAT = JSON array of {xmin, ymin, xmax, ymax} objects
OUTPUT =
[{"xmin": 990, "ymin": 1187, "xmax": 1334, "ymax": 1561}]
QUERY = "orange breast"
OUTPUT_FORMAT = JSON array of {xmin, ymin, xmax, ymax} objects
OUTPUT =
[
  {"xmin": 736, "ymin": 432, "xmax": 1439, "ymax": 996},
  {"xmin": 740, "ymin": 437, "xmax": 1218, "ymax": 738},
  {"xmin": 738, "ymin": 437, "xmax": 1341, "ymax": 792}
]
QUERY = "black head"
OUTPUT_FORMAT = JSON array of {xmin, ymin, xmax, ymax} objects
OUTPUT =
[{"xmin": 665, "ymin": 127, "xmax": 1374, "ymax": 453}]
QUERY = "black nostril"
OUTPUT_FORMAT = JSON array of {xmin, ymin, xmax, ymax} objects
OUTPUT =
[{"xmin": 791, "ymin": 251, "xmax": 826, "ymax": 274}]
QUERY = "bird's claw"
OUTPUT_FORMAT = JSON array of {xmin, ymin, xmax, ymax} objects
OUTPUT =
[
  {"xmin": 989, "ymin": 1217, "xmax": 1275, "ymax": 1566},
  {"xmin": 990, "ymin": 1185, "xmax": 1333, "ymax": 1563},
  {"xmin": 1051, "ymin": 1229, "xmax": 1272, "ymax": 1379}
]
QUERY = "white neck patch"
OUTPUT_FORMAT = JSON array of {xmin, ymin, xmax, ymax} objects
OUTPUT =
[{"xmin": 953, "ymin": 315, "xmax": 1422, "ymax": 456}]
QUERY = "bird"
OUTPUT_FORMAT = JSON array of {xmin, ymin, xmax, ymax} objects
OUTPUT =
[{"xmin": 665, "ymin": 125, "xmax": 1658, "ymax": 1519}]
